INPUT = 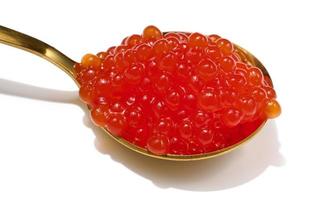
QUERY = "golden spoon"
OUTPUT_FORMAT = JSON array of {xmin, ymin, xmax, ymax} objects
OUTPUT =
[{"xmin": 0, "ymin": 25, "xmax": 271, "ymax": 161}]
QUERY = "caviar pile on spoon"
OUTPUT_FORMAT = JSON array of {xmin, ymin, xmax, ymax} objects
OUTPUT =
[{"xmin": 75, "ymin": 25, "xmax": 281, "ymax": 156}]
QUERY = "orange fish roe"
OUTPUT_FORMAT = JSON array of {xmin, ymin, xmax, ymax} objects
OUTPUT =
[{"xmin": 75, "ymin": 26, "xmax": 281, "ymax": 155}]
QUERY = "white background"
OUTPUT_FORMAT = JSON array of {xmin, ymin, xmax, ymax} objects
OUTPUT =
[{"xmin": 0, "ymin": 0, "xmax": 313, "ymax": 199}]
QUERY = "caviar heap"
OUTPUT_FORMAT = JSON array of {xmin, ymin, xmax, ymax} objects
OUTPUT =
[{"xmin": 75, "ymin": 26, "xmax": 281, "ymax": 156}]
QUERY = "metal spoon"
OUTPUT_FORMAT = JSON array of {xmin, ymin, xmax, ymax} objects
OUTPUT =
[{"xmin": 0, "ymin": 25, "xmax": 271, "ymax": 161}]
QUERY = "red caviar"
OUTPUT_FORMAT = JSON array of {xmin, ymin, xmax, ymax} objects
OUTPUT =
[{"xmin": 75, "ymin": 26, "xmax": 281, "ymax": 156}]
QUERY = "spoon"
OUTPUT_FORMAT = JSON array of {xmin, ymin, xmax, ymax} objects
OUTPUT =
[{"xmin": 0, "ymin": 25, "xmax": 271, "ymax": 161}]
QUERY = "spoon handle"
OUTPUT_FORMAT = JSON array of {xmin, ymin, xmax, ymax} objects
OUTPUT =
[{"xmin": 0, "ymin": 25, "xmax": 76, "ymax": 79}]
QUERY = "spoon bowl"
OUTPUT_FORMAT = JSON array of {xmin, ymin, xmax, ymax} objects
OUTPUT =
[{"xmin": 0, "ymin": 25, "xmax": 270, "ymax": 161}]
